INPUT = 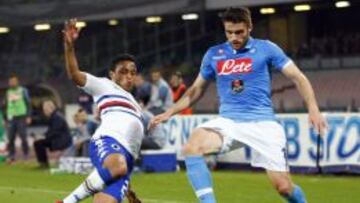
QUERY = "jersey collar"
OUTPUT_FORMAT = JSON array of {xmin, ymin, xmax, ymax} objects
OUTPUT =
[{"xmin": 227, "ymin": 36, "xmax": 254, "ymax": 54}]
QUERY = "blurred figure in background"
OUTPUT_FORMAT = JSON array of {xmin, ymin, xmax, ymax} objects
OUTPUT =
[
  {"xmin": 169, "ymin": 71, "xmax": 192, "ymax": 115},
  {"xmin": 77, "ymin": 90, "xmax": 94, "ymax": 115},
  {"xmin": 138, "ymin": 95, "xmax": 166, "ymax": 150},
  {"xmin": 134, "ymin": 73, "xmax": 151, "ymax": 104},
  {"xmin": 63, "ymin": 108, "xmax": 98, "ymax": 157},
  {"xmin": 4, "ymin": 74, "xmax": 32, "ymax": 163},
  {"xmin": 33, "ymin": 100, "xmax": 72, "ymax": 168},
  {"xmin": 147, "ymin": 68, "xmax": 173, "ymax": 115},
  {"xmin": 0, "ymin": 109, "xmax": 6, "ymax": 162}
]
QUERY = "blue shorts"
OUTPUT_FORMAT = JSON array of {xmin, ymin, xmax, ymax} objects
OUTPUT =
[{"xmin": 89, "ymin": 136, "xmax": 134, "ymax": 202}]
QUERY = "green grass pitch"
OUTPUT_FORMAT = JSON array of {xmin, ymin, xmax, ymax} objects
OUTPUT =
[{"xmin": 0, "ymin": 162, "xmax": 359, "ymax": 203}]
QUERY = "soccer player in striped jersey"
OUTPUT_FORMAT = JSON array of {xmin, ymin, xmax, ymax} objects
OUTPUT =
[{"xmin": 59, "ymin": 19, "xmax": 142, "ymax": 203}]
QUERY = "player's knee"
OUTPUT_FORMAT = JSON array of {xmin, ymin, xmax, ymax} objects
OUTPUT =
[
  {"xmin": 93, "ymin": 192, "xmax": 117, "ymax": 203},
  {"xmin": 182, "ymin": 142, "xmax": 208, "ymax": 156},
  {"xmin": 182, "ymin": 129, "xmax": 207, "ymax": 156},
  {"xmin": 103, "ymin": 154, "xmax": 128, "ymax": 179},
  {"xmin": 182, "ymin": 143, "xmax": 202, "ymax": 156},
  {"xmin": 276, "ymin": 182, "xmax": 293, "ymax": 196}
]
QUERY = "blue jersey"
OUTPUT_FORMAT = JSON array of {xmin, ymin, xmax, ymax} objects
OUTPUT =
[{"xmin": 200, "ymin": 37, "xmax": 292, "ymax": 122}]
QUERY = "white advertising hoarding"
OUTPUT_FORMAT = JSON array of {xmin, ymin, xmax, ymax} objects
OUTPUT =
[{"xmin": 162, "ymin": 113, "xmax": 360, "ymax": 173}]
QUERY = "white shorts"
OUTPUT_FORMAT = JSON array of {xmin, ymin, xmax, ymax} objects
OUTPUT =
[
  {"xmin": 198, "ymin": 117, "xmax": 289, "ymax": 172},
  {"xmin": 92, "ymin": 112, "xmax": 144, "ymax": 159}
]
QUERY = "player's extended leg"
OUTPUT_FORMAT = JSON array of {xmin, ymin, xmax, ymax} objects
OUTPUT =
[
  {"xmin": 93, "ymin": 192, "xmax": 117, "ymax": 203},
  {"xmin": 266, "ymin": 170, "xmax": 307, "ymax": 203},
  {"xmin": 93, "ymin": 178, "xmax": 141, "ymax": 203},
  {"xmin": 182, "ymin": 128, "xmax": 223, "ymax": 203},
  {"xmin": 62, "ymin": 136, "xmax": 134, "ymax": 203}
]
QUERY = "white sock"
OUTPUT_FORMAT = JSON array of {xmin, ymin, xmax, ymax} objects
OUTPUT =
[{"xmin": 63, "ymin": 170, "xmax": 106, "ymax": 203}]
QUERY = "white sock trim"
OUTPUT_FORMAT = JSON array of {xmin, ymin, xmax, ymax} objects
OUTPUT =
[{"xmin": 195, "ymin": 188, "xmax": 214, "ymax": 198}]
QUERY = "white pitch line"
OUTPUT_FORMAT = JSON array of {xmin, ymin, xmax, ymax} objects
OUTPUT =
[
  {"xmin": 0, "ymin": 186, "xmax": 68, "ymax": 194},
  {"xmin": 0, "ymin": 185, "xmax": 187, "ymax": 203}
]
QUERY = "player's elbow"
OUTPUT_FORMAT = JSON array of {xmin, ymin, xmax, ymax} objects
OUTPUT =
[
  {"xmin": 69, "ymin": 72, "xmax": 86, "ymax": 86},
  {"xmin": 290, "ymin": 71, "xmax": 308, "ymax": 86}
]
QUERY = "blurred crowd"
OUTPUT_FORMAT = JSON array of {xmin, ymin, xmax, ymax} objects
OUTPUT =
[
  {"xmin": 0, "ymin": 69, "xmax": 192, "ymax": 169},
  {"xmin": 296, "ymin": 32, "xmax": 360, "ymax": 58}
]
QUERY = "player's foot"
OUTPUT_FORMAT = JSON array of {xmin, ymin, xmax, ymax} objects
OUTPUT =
[
  {"xmin": 54, "ymin": 200, "xmax": 63, "ymax": 203},
  {"xmin": 6, "ymin": 158, "xmax": 15, "ymax": 165},
  {"xmin": 126, "ymin": 188, "xmax": 142, "ymax": 203}
]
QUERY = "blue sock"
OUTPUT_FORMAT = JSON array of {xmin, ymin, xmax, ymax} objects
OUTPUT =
[
  {"xmin": 185, "ymin": 156, "xmax": 216, "ymax": 203},
  {"xmin": 285, "ymin": 185, "xmax": 307, "ymax": 203}
]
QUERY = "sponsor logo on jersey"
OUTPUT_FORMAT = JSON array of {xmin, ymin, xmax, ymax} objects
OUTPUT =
[{"xmin": 217, "ymin": 58, "xmax": 253, "ymax": 75}]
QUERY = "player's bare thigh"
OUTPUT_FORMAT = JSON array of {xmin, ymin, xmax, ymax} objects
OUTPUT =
[
  {"xmin": 266, "ymin": 170, "xmax": 294, "ymax": 195},
  {"xmin": 182, "ymin": 127, "xmax": 223, "ymax": 156},
  {"xmin": 93, "ymin": 192, "xmax": 117, "ymax": 203},
  {"xmin": 103, "ymin": 153, "xmax": 128, "ymax": 178}
]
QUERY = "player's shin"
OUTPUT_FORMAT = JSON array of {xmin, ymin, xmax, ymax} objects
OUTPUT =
[
  {"xmin": 185, "ymin": 156, "xmax": 216, "ymax": 203},
  {"xmin": 283, "ymin": 185, "xmax": 307, "ymax": 203},
  {"xmin": 63, "ymin": 169, "xmax": 108, "ymax": 203}
]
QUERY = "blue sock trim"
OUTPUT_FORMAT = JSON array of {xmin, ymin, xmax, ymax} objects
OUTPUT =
[
  {"xmin": 286, "ymin": 185, "xmax": 307, "ymax": 203},
  {"xmin": 185, "ymin": 156, "xmax": 216, "ymax": 203}
]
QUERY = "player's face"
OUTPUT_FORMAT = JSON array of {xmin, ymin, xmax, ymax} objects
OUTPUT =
[
  {"xmin": 151, "ymin": 71, "xmax": 161, "ymax": 83},
  {"xmin": 77, "ymin": 111, "xmax": 88, "ymax": 122},
  {"xmin": 8, "ymin": 77, "xmax": 19, "ymax": 88},
  {"xmin": 110, "ymin": 60, "xmax": 137, "ymax": 92},
  {"xmin": 224, "ymin": 21, "xmax": 251, "ymax": 50},
  {"xmin": 170, "ymin": 75, "xmax": 180, "ymax": 88},
  {"xmin": 134, "ymin": 75, "xmax": 144, "ymax": 87},
  {"xmin": 42, "ymin": 101, "xmax": 55, "ymax": 117}
]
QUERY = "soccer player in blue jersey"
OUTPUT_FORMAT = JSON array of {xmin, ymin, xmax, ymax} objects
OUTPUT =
[
  {"xmin": 150, "ymin": 7, "xmax": 327, "ymax": 203},
  {"xmin": 58, "ymin": 19, "xmax": 142, "ymax": 203}
]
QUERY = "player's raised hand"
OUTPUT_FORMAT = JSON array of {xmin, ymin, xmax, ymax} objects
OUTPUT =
[
  {"xmin": 148, "ymin": 109, "xmax": 174, "ymax": 129},
  {"xmin": 309, "ymin": 110, "xmax": 327, "ymax": 136},
  {"xmin": 63, "ymin": 18, "xmax": 80, "ymax": 46}
]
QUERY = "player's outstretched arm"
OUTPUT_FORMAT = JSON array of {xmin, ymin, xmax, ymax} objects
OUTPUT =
[
  {"xmin": 282, "ymin": 63, "xmax": 327, "ymax": 135},
  {"xmin": 63, "ymin": 19, "xmax": 86, "ymax": 87},
  {"xmin": 149, "ymin": 74, "xmax": 209, "ymax": 128}
]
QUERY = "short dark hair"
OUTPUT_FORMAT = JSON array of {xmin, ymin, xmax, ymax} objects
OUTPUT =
[
  {"xmin": 220, "ymin": 7, "xmax": 252, "ymax": 28},
  {"xmin": 77, "ymin": 108, "xmax": 85, "ymax": 113},
  {"xmin": 9, "ymin": 73, "xmax": 18, "ymax": 79},
  {"xmin": 109, "ymin": 53, "xmax": 137, "ymax": 72},
  {"xmin": 150, "ymin": 67, "xmax": 162, "ymax": 74},
  {"xmin": 172, "ymin": 71, "xmax": 182, "ymax": 78}
]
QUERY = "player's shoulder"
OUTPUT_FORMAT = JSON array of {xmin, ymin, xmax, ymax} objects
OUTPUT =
[
  {"xmin": 87, "ymin": 73, "xmax": 110, "ymax": 82},
  {"xmin": 206, "ymin": 42, "xmax": 228, "ymax": 55},
  {"xmin": 250, "ymin": 37, "xmax": 275, "ymax": 47},
  {"xmin": 203, "ymin": 42, "xmax": 229, "ymax": 61}
]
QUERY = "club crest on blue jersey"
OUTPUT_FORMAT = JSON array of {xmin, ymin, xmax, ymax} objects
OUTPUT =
[{"xmin": 231, "ymin": 79, "xmax": 244, "ymax": 93}]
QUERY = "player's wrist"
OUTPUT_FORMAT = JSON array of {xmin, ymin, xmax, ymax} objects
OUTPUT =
[
  {"xmin": 167, "ymin": 108, "xmax": 176, "ymax": 116},
  {"xmin": 308, "ymin": 103, "xmax": 319, "ymax": 112},
  {"xmin": 64, "ymin": 42, "xmax": 75, "ymax": 51}
]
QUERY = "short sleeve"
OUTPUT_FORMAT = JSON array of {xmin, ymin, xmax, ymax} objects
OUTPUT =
[
  {"xmin": 200, "ymin": 50, "xmax": 216, "ymax": 80},
  {"xmin": 265, "ymin": 40, "xmax": 292, "ymax": 71},
  {"xmin": 80, "ymin": 73, "xmax": 105, "ymax": 96}
]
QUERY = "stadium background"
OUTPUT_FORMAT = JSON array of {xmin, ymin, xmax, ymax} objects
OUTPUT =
[{"xmin": 0, "ymin": 0, "xmax": 359, "ymax": 202}]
